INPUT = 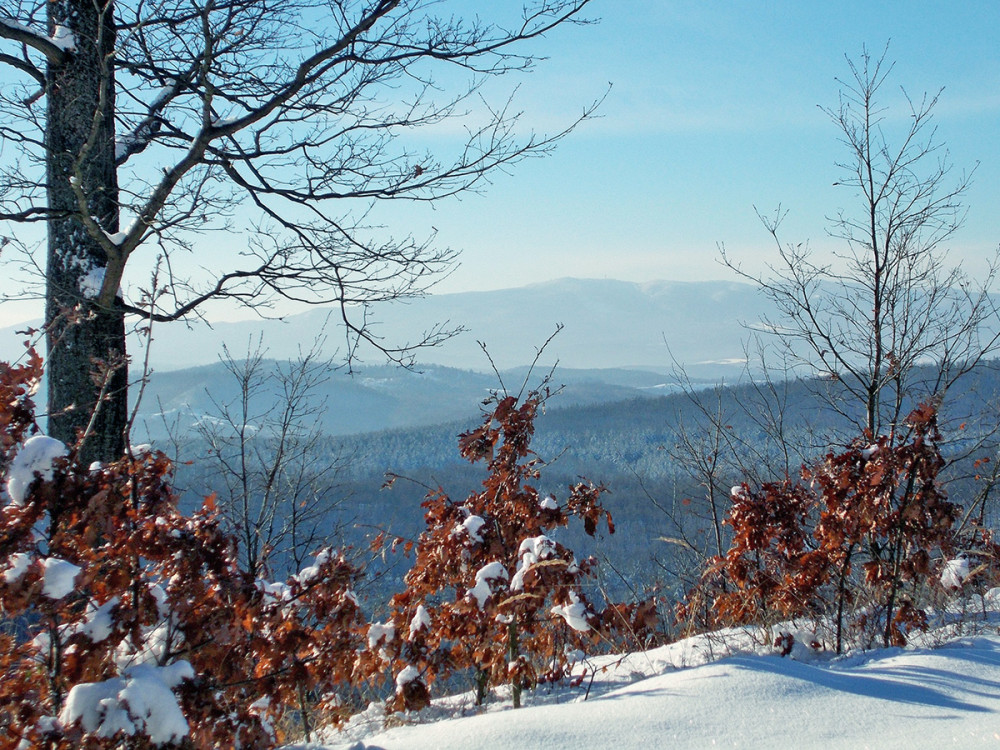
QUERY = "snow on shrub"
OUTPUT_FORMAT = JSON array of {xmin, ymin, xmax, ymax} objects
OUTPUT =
[
  {"xmin": 6, "ymin": 434, "xmax": 68, "ymax": 505},
  {"xmin": 59, "ymin": 662, "xmax": 194, "ymax": 745},
  {"xmin": 363, "ymin": 390, "xmax": 614, "ymax": 710},
  {"xmin": 369, "ymin": 621, "xmax": 396, "ymax": 649},
  {"xmin": 467, "ymin": 561, "xmax": 508, "ymax": 608},
  {"xmin": 456, "ymin": 513, "xmax": 487, "ymax": 542},
  {"xmin": 941, "ymin": 556, "xmax": 969, "ymax": 591},
  {"xmin": 408, "ymin": 604, "xmax": 431, "ymax": 639},
  {"xmin": 0, "ymin": 349, "xmax": 365, "ymax": 748},
  {"xmin": 551, "ymin": 591, "xmax": 592, "ymax": 632},
  {"xmin": 40, "ymin": 556, "xmax": 81, "ymax": 599}
]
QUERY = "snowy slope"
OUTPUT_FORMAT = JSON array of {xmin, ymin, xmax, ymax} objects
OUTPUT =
[{"xmin": 305, "ymin": 630, "xmax": 1000, "ymax": 750}]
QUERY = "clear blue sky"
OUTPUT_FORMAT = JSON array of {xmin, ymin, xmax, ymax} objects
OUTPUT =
[
  {"xmin": 406, "ymin": 0, "xmax": 1000, "ymax": 296},
  {"xmin": 2, "ymin": 1, "xmax": 998, "ymax": 324}
]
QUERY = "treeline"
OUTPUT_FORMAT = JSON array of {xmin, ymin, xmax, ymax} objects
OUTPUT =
[{"xmin": 171, "ymin": 361, "xmax": 1000, "ymax": 610}]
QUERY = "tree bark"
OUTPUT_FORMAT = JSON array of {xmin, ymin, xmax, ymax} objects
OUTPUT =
[{"xmin": 44, "ymin": 0, "xmax": 126, "ymax": 463}]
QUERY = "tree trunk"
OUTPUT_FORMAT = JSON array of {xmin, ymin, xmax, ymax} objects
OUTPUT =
[
  {"xmin": 508, "ymin": 622, "xmax": 521, "ymax": 709},
  {"xmin": 45, "ymin": 0, "xmax": 126, "ymax": 463},
  {"xmin": 834, "ymin": 543, "xmax": 855, "ymax": 655}
]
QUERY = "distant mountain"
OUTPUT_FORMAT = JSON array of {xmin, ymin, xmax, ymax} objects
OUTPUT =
[
  {"xmin": 132, "ymin": 361, "xmax": 688, "ymax": 441},
  {"xmin": 349, "ymin": 277, "xmax": 774, "ymax": 375},
  {"xmin": 0, "ymin": 278, "xmax": 775, "ymax": 378},
  {"xmin": 167, "ymin": 362, "xmax": 1000, "ymax": 595}
]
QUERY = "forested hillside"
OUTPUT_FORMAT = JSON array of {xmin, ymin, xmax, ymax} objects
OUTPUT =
[
  {"xmin": 171, "ymin": 360, "xmax": 1000, "ymax": 610},
  {"xmin": 132, "ymin": 361, "xmax": 691, "ymax": 440}
]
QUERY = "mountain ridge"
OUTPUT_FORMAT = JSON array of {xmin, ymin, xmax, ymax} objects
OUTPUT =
[{"xmin": 0, "ymin": 277, "xmax": 774, "ymax": 376}]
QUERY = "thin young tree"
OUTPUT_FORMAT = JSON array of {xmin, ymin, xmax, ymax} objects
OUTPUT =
[
  {"xmin": 0, "ymin": 0, "xmax": 599, "ymax": 462},
  {"xmin": 721, "ymin": 45, "xmax": 1000, "ymax": 441},
  {"xmin": 678, "ymin": 46, "xmax": 1000, "ymax": 645},
  {"xmin": 364, "ymin": 387, "xmax": 613, "ymax": 710},
  {"xmin": 194, "ymin": 336, "xmax": 348, "ymax": 578}
]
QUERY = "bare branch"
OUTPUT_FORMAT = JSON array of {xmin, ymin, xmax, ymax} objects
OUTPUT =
[
  {"xmin": 0, "ymin": 15, "xmax": 68, "ymax": 64},
  {"xmin": 0, "ymin": 0, "xmax": 599, "ymax": 458}
]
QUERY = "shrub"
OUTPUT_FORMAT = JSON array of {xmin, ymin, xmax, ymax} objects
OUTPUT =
[
  {"xmin": 363, "ymin": 391, "xmax": 614, "ymax": 709},
  {"xmin": 680, "ymin": 402, "xmax": 959, "ymax": 652},
  {"xmin": 0, "ymin": 350, "xmax": 364, "ymax": 748}
]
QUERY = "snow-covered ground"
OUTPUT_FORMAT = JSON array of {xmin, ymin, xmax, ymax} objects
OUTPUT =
[{"xmin": 297, "ymin": 616, "xmax": 1000, "ymax": 750}]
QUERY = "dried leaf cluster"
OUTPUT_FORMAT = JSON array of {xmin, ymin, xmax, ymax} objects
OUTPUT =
[
  {"xmin": 0, "ymin": 349, "xmax": 365, "ymax": 748},
  {"xmin": 679, "ymin": 402, "xmax": 993, "ymax": 652},
  {"xmin": 0, "ymin": 352, "xmax": 645, "ymax": 746},
  {"xmin": 362, "ymin": 393, "xmax": 615, "ymax": 709}
]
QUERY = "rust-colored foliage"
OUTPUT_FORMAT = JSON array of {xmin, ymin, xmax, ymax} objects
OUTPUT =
[
  {"xmin": 0, "ymin": 345, "xmax": 42, "ymax": 468},
  {"xmin": 363, "ymin": 392, "xmax": 614, "ymax": 710},
  {"xmin": 0, "ymin": 350, "xmax": 364, "ymax": 748},
  {"xmin": 600, "ymin": 597, "xmax": 660, "ymax": 650},
  {"xmin": 680, "ymin": 402, "xmax": 959, "ymax": 651}
]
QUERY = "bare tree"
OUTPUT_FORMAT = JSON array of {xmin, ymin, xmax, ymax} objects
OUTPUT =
[
  {"xmin": 659, "ymin": 349, "xmax": 818, "ymax": 583},
  {"xmin": 0, "ymin": 0, "xmax": 599, "ymax": 461},
  {"xmin": 722, "ymin": 46, "xmax": 1000, "ymax": 441},
  {"xmin": 666, "ymin": 48, "xmax": 1000, "ymax": 623},
  {"xmin": 191, "ymin": 336, "xmax": 348, "ymax": 578}
]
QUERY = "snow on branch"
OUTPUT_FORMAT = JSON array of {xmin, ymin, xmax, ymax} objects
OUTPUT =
[{"xmin": 0, "ymin": 16, "xmax": 72, "ymax": 63}]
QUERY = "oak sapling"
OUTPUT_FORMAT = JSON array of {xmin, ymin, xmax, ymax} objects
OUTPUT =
[
  {"xmin": 680, "ymin": 401, "xmax": 959, "ymax": 653},
  {"xmin": 365, "ymin": 390, "xmax": 613, "ymax": 710},
  {"xmin": 0, "ymin": 348, "xmax": 365, "ymax": 748}
]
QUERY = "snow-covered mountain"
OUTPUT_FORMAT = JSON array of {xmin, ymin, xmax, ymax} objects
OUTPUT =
[{"xmin": 0, "ymin": 278, "xmax": 774, "ymax": 377}]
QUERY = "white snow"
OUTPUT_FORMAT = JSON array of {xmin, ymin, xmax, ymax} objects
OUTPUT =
[
  {"xmin": 0, "ymin": 19, "xmax": 29, "ymax": 33},
  {"xmin": 941, "ymin": 556, "xmax": 970, "ymax": 590},
  {"xmin": 467, "ymin": 561, "xmax": 508, "ymax": 609},
  {"xmin": 118, "ymin": 618, "xmax": 178, "ymax": 669},
  {"xmin": 510, "ymin": 535, "xmax": 557, "ymax": 592},
  {"xmin": 147, "ymin": 583, "xmax": 170, "ymax": 617},
  {"xmin": 79, "ymin": 266, "xmax": 105, "ymax": 299},
  {"xmin": 0, "ymin": 18, "xmax": 75, "ymax": 52},
  {"xmin": 539, "ymin": 495, "xmax": 558, "ymax": 510},
  {"xmin": 151, "ymin": 81, "xmax": 175, "ymax": 108},
  {"xmin": 41, "ymin": 557, "xmax": 81, "ymax": 599},
  {"xmin": 46, "ymin": 596, "xmax": 121, "ymax": 647},
  {"xmin": 114, "ymin": 134, "xmax": 137, "ymax": 161},
  {"xmin": 368, "ymin": 621, "xmax": 396, "ymax": 649},
  {"xmin": 80, "ymin": 597, "xmax": 119, "ymax": 643},
  {"xmin": 7, "ymin": 435, "xmax": 68, "ymax": 505},
  {"xmin": 456, "ymin": 514, "xmax": 486, "ymax": 543},
  {"xmin": 115, "ymin": 81, "xmax": 177, "ymax": 159},
  {"xmin": 517, "ymin": 535, "xmax": 556, "ymax": 563},
  {"xmin": 296, "ymin": 547, "xmax": 332, "ymax": 585},
  {"xmin": 311, "ymin": 625, "xmax": 1000, "ymax": 750},
  {"xmin": 3, "ymin": 552, "xmax": 31, "ymax": 583},
  {"xmin": 60, "ymin": 662, "xmax": 193, "ymax": 746},
  {"xmin": 408, "ymin": 604, "xmax": 431, "ymax": 639},
  {"xmin": 549, "ymin": 590, "xmax": 591, "ymax": 632},
  {"xmin": 395, "ymin": 665, "xmax": 421, "ymax": 692},
  {"xmin": 50, "ymin": 25, "xmax": 77, "ymax": 52},
  {"xmin": 102, "ymin": 218, "xmax": 139, "ymax": 246}
]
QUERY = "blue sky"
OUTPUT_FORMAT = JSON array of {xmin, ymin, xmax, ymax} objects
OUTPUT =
[
  {"xmin": 2, "ymin": 1, "xmax": 998, "ymax": 324},
  {"xmin": 402, "ymin": 0, "xmax": 1000, "ymax": 295}
]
